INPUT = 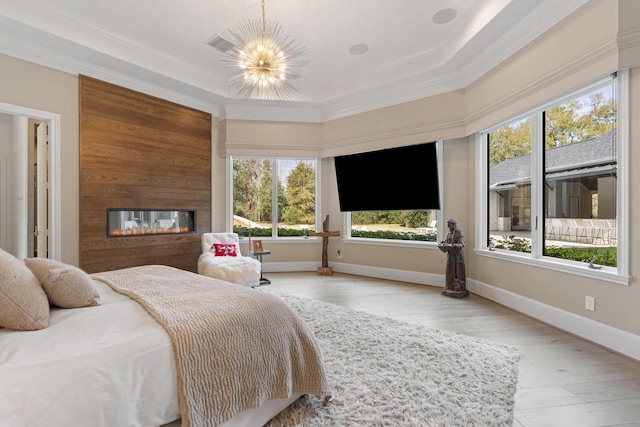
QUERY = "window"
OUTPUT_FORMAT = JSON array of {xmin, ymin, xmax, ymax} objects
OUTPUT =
[
  {"xmin": 479, "ymin": 72, "xmax": 628, "ymax": 281},
  {"xmin": 348, "ymin": 210, "xmax": 438, "ymax": 242},
  {"xmin": 344, "ymin": 141, "xmax": 443, "ymax": 243},
  {"xmin": 231, "ymin": 157, "xmax": 318, "ymax": 238}
]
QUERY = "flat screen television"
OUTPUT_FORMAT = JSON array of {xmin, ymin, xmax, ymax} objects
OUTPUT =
[{"xmin": 334, "ymin": 142, "xmax": 440, "ymax": 212}]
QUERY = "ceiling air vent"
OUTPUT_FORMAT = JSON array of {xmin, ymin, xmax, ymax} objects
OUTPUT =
[{"xmin": 205, "ymin": 35, "xmax": 235, "ymax": 53}]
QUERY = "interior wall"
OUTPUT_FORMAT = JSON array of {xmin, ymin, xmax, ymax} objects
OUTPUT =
[
  {"xmin": 0, "ymin": 53, "xmax": 79, "ymax": 265},
  {"xmin": 320, "ymin": 90, "xmax": 466, "ymax": 158},
  {"xmin": 79, "ymin": 76, "xmax": 212, "ymax": 273},
  {"xmin": 618, "ymin": 0, "xmax": 640, "ymax": 69},
  {"xmin": 220, "ymin": 119, "xmax": 322, "ymax": 158}
]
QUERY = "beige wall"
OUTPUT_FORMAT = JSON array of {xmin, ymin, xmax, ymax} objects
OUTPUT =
[
  {"xmin": 320, "ymin": 91, "xmax": 466, "ymax": 158},
  {"xmin": 0, "ymin": 53, "xmax": 79, "ymax": 265},
  {"xmin": 1, "ymin": 0, "xmax": 639, "ymax": 335},
  {"xmin": 221, "ymin": 119, "xmax": 322, "ymax": 157}
]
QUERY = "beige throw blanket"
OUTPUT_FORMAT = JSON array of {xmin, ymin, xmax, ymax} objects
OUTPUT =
[{"xmin": 92, "ymin": 265, "xmax": 330, "ymax": 427}]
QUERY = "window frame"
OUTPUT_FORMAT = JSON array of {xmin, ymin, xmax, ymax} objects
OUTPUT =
[
  {"xmin": 475, "ymin": 71, "xmax": 630, "ymax": 285},
  {"xmin": 227, "ymin": 156, "xmax": 322, "ymax": 240},
  {"xmin": 342, "ymin": 140, "xmax": 444, "ymax": 247}
]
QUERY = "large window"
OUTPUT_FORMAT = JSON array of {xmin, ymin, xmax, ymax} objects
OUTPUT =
[
  {"xmin": 479, "ymin": 72, "xmax": 628, "ymax": 280},
  {"xmin": 232, "ymin": 157, "xmax": 318, "ymax": 238}
]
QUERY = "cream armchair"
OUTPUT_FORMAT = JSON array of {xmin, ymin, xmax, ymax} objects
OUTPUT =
[{"xmin": 197, "ymin": 233, "xmax": 261, "ymax": 287}]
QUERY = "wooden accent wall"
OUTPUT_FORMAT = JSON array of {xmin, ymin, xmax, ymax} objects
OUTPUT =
[{"xmin": 80, "ymin": 76, "xmax": 211, "ymax": 273}]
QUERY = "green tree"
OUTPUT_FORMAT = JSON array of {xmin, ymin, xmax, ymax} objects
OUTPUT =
[
  {"xmin": 256, "ymin": 160, "xmax": 273, "ymax": 223},
  {"xmin": 233, "ymin": 159, "xmax": 261, "ymax": 220},
  {"xmin": 583, "ymin": 92, "xmax": 616, "ymax": 137},
  {"xmin": 545, "ymin": 94, "xmax": 616, "ymax": 148},
  {"xmin": 351, "ymin": 211, "xmax": 379, "ymax": 225},
  {"xmin": 282, "ymin": 161, "xmax": 315, "ymax": 224},
  {"xmin": 405, "ymin": 210, "xmax": 430, "ymax": 228},
  {"xmin": 489, "ymin": 118, "xmax": 532, "ymax": 167},
  {"xmin": 491, "ymin": 90, "xmax": 616, "ymax": 167},
  {"xmin": 545, "ymin": 100, "xmax": 582, "ymax": 147}
]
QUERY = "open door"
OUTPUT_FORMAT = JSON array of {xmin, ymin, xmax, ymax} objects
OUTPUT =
[
  {"xmin": 35, "ymin": 121, "xmax": 48, "ymax": 257},
  {"xmin": 0, "ymin": 102, "xmax": 60, "ymax": 261}
]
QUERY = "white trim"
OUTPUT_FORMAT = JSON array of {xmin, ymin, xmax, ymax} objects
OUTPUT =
[
  {"xmin": 314, "ymin": 158, "xmax": 323, "ymax": 231},
  {"xmin": 436, "ymin": 139, "xmax": 444, "ymax": 240},
  {"xmin": 469, "ymin": 278, "xmax": 640, "ymax": 362},
  {"xmin": 615, "ymin": 69, "xmax": 630, "ymax": 277},
  {"xmin": 263, "ymin": 261, "xmax": 444, "ymax": 287},
  {"xmin": 475, "ymin": 248, "xmax": 629, "ymax": 286},
  {"xmin": 0, "ymin": 157, "xmax": 7, "ymax": 250},
  {"xmin": 475, "ymin": 133, "xmax": 488, "ymax": 248},
  {"xmin": 12, "ymin": 116, "xmax": 28, "ymax": 259},
  {"xmin": 48, "ymin": 113, "xmax": 61, "ymax": 260},
  {"xmin": 332, "ymin": 262, "xmax": 444, "ymax": 287},
  {"xmin": 531, "ymin": 114, "xmax": 543, "ymax": 258},
  {"xmin": 225, "ymin": 156, "xmax": 233, "ymax": 232},
  {"xmin": 344, "ymin": 236, "xmax": 440, "ymax": 249}
]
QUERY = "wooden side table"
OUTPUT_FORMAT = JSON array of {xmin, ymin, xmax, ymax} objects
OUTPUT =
[{"xmin": 248, "ymin": 250, "xmax": 271, "ymax": 285}]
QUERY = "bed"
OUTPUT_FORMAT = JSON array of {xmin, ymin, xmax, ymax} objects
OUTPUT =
[{"xmin": 0, "ymin": 250, "xmax": 330, "ymax": 427}]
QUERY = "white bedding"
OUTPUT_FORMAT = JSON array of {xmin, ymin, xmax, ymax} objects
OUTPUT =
[{"xmin": 0, "ymin": 280, "xmax": 181, "ymax": 427}]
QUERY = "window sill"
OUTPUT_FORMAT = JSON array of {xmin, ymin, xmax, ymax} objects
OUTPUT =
[
  {"xmin": 344, "ymin": 237, "xmax": 440, "ymax": 249},
  {"xmin": 474, "ymin": 248, "xmax": 630, "ymax": 286},
  {"xmin": 238, "ymin": 236, "xmax": 323, "ymax": 244}
]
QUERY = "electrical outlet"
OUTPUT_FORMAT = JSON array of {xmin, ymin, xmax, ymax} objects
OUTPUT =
[
  {"xmin": 585, "ymin": 295, "xmax": 595, "ymax": 311},
  {"xmin": 337, "ymin": 249, "xmax": 342, "ymax": 260}
]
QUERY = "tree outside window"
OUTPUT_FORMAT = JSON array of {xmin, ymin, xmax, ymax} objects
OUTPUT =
[{"xmin": 232, "ymin": 157, "xmax": 317, "ymax": 237}]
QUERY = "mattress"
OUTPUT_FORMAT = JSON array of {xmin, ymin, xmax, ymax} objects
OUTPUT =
[{"xmin": 0, "ymin": 279, "xmax": 181, "ymax": 426}]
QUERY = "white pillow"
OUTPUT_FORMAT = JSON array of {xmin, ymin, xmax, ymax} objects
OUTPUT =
[
  {"xmin": 0, "ymin": 248, "xmax": 49, "ymax": 330},
  {"xmin": 24, "ymin": 258, "xmax": 100, "ymax": 308}
]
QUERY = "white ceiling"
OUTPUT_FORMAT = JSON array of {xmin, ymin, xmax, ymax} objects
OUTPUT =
[{"xmin": 0, "ymin": 0, "xmax": 588, "ymax": 121}]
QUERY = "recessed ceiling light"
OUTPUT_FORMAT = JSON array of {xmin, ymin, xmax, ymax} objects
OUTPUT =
[
  {"xmin": 349, "ymin": 44, "xmax": 369, "ymax": 55},
  {"xmin": 432, "ymin": 8, "xmax": 457, "ymax": 24}
]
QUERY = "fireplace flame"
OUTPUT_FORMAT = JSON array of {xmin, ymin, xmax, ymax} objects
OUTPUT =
[{"xmin": 110, "ymin": 226, "xmax": 191, "ymax": 236}]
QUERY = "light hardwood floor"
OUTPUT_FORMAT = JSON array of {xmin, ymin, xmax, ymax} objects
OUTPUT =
[{"xmin": 261, "ymin": 271, "xmax": 640, "ymax": 427}]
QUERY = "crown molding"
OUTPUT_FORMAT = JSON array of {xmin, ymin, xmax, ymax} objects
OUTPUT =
[
  {"xmin": 0, "ymin": 0, "xmax": 592, "ymax": 124},
  {"xmin": 464, "ymin": 36, "xmax": 619, "ymax": 134}
]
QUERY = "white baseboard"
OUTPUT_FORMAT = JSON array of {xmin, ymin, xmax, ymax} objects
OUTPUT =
[
  {"xmin": 468, "ymin": 278, "xmax": 640, "ymax": 362},
  {"xmin": 265, "ymin": 261, "xmax": 640, "ymax": 362},
  {"xmin": 264, "ymin": 261, "xmax": 444, "ymax": 286},
  {"xmin": 331, "ymin": 262, "xmax": 444, "ymax": 287}
]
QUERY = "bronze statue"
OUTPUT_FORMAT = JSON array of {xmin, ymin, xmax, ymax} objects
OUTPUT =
[{"xmin": 437, "ymin": 219, "xmax": 469, "ymax": 298}]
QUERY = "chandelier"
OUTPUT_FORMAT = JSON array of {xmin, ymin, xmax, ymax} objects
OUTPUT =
[{"xmin": 221, "ymin": 0, "xmax": 307, "ymax": 100}]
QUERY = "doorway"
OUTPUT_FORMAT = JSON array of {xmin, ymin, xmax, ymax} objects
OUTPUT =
[{"xmin": 0, "ymin": 102, "xmax": 60, "ymax": 260}]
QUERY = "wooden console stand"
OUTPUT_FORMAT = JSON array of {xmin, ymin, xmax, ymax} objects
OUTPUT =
[{"xmin": 310, "ymin": 215, "xmax": 340, "ymax": 276}]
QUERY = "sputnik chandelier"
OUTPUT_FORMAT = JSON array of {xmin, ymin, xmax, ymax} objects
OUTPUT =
[{"xmin": 222, "ymin": 0, "xmax": 307, "ymax": 100}]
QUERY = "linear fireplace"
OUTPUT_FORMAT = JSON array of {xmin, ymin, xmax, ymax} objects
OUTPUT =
[{"xmin": 107, "ymin": 209, "xmax": 196, "ymax": 237}]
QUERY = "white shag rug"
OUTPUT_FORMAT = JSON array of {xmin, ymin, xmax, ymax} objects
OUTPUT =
[{"xmin": 264, "ymin": 293, "xmax": 520, "ymax": 427}]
